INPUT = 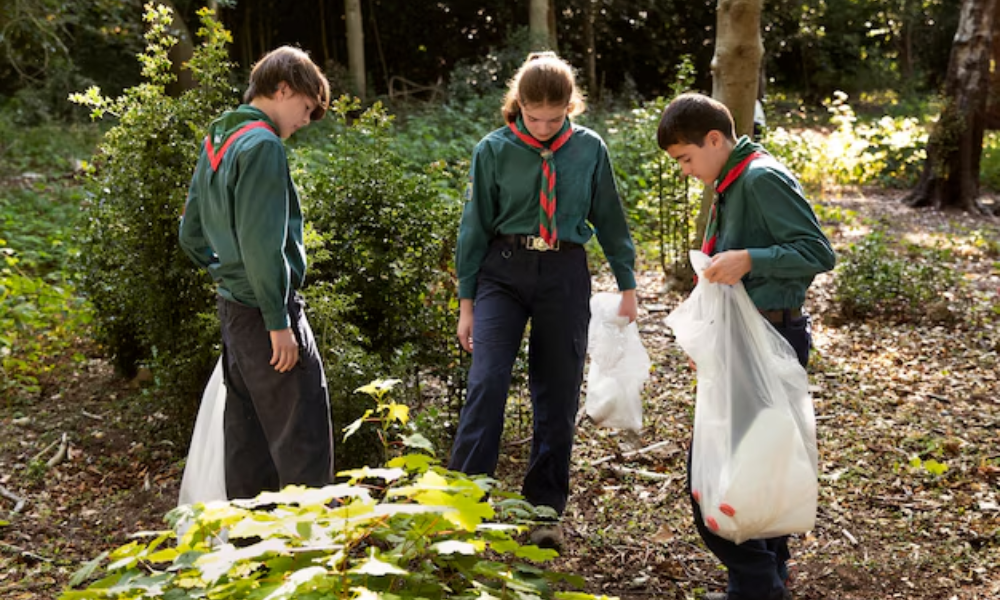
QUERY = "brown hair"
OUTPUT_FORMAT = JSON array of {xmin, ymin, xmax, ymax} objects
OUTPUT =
[
  {"xmin": 244, "ymin": 46, "xmax": 331, "ymax": 121},
  {"xmin": 501, "ymin": 51, "xmax": 585, "ymax": 123},
  {"xmin": 656, "ymin": 92, "xmax": 736, "ymax": 149}
]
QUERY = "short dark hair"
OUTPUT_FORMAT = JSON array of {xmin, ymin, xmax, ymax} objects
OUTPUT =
[
  {"xmin": 244, "ymin": 46, "xmax": 330, "ymax": 121},
  {"xmin": 657, "ymin": 92, "xmax": 736, "ymax": 149}
]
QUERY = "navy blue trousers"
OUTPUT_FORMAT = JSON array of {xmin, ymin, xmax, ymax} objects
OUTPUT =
[
  {"xmin": 448, "ymin": 239, "xmax": 591, "ymax": 514},
  {"xmin": 218, "ymin": 293, "xmax": 334, "ymax": 500},
  {"xmin": 688, "ymin": 314, "xmax": 812, "ymax": 600}
]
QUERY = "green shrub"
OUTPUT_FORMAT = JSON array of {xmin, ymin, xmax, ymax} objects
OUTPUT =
[
  {"xmin": 61, "ymin": 381, "xmax": 608, "ymax": 600},
  {"xmin": 295, "ymin": 97, "xmax": 465, "ymax": 431},
  {"xmin": 0, "ymin": 129, "xmax": 98, "ymax": 401},
  {"xmin": 981, "ymin": 131, "xmax": 1000, "ymax": 192},
  {"xmin": 833, "ymin": 229, "xmax": 964, "ymax": 323},
  {"xmin": 68, "ymin": 6, "xmax": 238, "ymax": 405},
  {"xmin": 583, "ymin": 56, "xmax": 698, "ymax": 280}
]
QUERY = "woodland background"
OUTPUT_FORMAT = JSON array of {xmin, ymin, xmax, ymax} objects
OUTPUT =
[{"xmin": 0, "ymin": 1, "xmax": 998, "ymax": 599}]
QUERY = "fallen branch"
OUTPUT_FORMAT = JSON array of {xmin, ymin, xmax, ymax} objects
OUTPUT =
[
  {"xmin": 605, "ymin": 465, "xmax": 675, "ymax": 482},
  {"xmin": 842, "ymin": 528, "xmax": 859, "ymax": 545},
  {"xmin": 46, "ymin": 432, "xmax": 68, "ymax": 468},
  {"xmin": 0, "ymin": 484, "xmax": 27, "ymax": 515},
  {"xmin": 0, "ymin": 541, "xmax": 52, "ymax": 563},
  {"xmin": 591, "ymin": 439, "xmax": 679, "ymax": 467},
  {"xmin": 81, "ymin": 410, "xmax": 104, "ymax": 421},
  {"xmin": 31, "ymin": 438, "xmax": 60, "ymax": 463}
]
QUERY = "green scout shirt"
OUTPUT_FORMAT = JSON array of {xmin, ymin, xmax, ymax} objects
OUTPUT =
[
  {"xmin": 456, "ymin": 118, "xmax": 636, "ymax": 299},
  {"xmin": 179, "ymin": 105, "xmax": 307, "ymax": 331},
  {"xmin": 715, "ymin": 136, "xmax": 836, "ymax": 311}
]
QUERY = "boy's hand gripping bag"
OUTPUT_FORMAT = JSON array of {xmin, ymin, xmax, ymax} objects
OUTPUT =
[
  {"xmin": 177, "ymin": 357, "xmax": 227, "ymax": 506},
  {"xmin": 585, "ymin": 292, "xmax": 651, "ymax": 431},
  {"xmin": 665, "ymin": 251, "xmax": 818, "ymax": 544}
]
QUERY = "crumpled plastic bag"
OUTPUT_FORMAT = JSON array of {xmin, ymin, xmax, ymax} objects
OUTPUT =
[
  {"xmin": 585, "ymin": 292, "xmax": 651, "ymax": 431},
  {"xmin": 665, "ymin": 251, "xmax": 818, "ymax": 544},
  {"xmin": 178, "ymin": 357, "xmax": 227, "ymax": 506}
]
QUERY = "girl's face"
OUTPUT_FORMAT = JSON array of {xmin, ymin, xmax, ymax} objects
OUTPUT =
[{"xmin": 519, "ymin": 101, "xmax": 569, "ymax": 142}]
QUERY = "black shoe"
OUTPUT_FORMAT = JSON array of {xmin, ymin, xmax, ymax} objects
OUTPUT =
[
  {"xmin": 528, "ymin": 524, "xmax": 563, "ymax": 551},
  {"xmin": 703, "ymin": 590, "xmax": 791, "ymax": 600}
]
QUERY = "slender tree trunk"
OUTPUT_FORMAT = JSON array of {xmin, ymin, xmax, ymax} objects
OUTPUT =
[
  {"xmin": 547, "ymin": 0, "xmax": 559, "ymax": 53},
  {"xmin": 904, "ymin": 0, "xmax": 997, "ymax": 213},
  {"xmin": 530, "ymin": 0, "xmax": 555, "ymax": 50},
  {"xmin": 986, "ymin": 0, "xmax": 1000, "ymax": 129},
  {"xmin": 584, "ymin": 0, "xmax": 597, "ymax": 99},
  {"xmin": 345, "ymin": 0, "xmax": 365, "ymax": 101},
  {"xmin": 319, "ymin": 0, "xmax": 330, "ymax": 66},
  {"xmin": 242, "ymin": 5, "xmax": 252, "ymax": 65},
  {"xmin": 156, "ymin": 0, "xmax": 195, "ymax": 96},
  {"xmin": 695, "ymin": 0, "xmax": 764, "ymax": 245}
]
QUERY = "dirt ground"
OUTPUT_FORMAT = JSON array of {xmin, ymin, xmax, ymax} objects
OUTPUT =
[{"xmin": 1, "ymin": 189, "xmax": 998, "ymax": 599}]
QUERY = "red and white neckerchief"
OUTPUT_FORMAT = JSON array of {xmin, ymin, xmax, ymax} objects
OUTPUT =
[{"xmin": 507, "ymin": 119, "xmax": 574, "ymax": 248}]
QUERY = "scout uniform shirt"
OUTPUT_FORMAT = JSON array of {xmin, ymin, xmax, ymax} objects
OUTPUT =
[
  {"xmin": 179, "ymin": 105, "xmax": 307, "ymax": 331},
  {"xmin": 456, "ymin": 118, "xmax": 636, "ymax": 300},
  {"xmin": 712, "ymin": 137, "xmax": 836, "ymax": 311}
]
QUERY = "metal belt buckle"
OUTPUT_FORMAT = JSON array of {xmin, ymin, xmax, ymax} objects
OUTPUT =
[{"xmin": 528, "ymin": 236, "xmax": 551, "ymax": 251}]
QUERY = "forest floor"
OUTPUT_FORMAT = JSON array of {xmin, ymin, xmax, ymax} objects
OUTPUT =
[{"xmin": 1, "ymin": 188, "xmax": 998, "ymax": 599}]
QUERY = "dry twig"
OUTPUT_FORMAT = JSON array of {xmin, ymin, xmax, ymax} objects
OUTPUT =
[{"xmin": 0, "ymin": 484, "xmax": 26, "ymax": 515}]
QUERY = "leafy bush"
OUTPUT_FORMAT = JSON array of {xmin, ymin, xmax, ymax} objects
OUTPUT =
[
  {"xmin": 833, "ymin": 229, "xmax": 965, "ymax": 323},
  {"xmin": 981, "ymin": 131, "xmax": 1000, "ymax": 192},
  {"xmin": 61, "ymin": 381, "xmax": 609, "ymax": 600},
  {"xmin": 585, "ymin": 56, "xmax": 697, "ymax": 280},
  {"xmin": 296, "ymin": 98, "xmax": 463, "ymax": 390},
  {"xmin": 68, "ymin": 6, "xmax": 238, "ymax": 406},
  {"xmin": 763, "ymin": 92, "xmax": 928, "ymax": 190},
  {"xmin": 445, "ymin": 27, "xmax": 535, "ymax": 104},
  {"xmin": 0, "ymin": 121, "xmax": 98, "ymax": 401}
]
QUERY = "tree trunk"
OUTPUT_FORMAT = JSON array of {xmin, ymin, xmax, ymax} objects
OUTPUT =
[
  {"xmin": 696, "ymin": 0, "xmax": 764, "ymax": 245},
  {"xmin": 529, "ymin": 0, "xmax": 556, "ymax": 50},
  {"xmin": 156, "ymin": 0, "xmax": 195, "ymax": 96},
  {"xmin": 345, "ymin": 0, "xmax": 365, "ymax": 101},
  {"xmin": 904, "ymin": 0, "xmax": 997, "ymax": 213},
  {"xmin": 319, "ymin": 0, "xmax": 330, "ymax": 66},
  {"xmin": 547, "ymin": 0, "xmax": 559, "ymax": 53},
  {"xmin": 986, "ymin": 0, "xmax": 1000, "ymax": 129},
  {"xmin": 711, "ymin": 0, "xmax": 763, "ymax": 137},
  {"xmin": 584, "ymin": 0, "xmax": 597, "ymax": 99}
]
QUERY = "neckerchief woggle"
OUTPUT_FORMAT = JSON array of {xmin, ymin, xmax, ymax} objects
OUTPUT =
[{"xmin": 507, "ymin": 117, "xmax": 574, "ymax": 248}]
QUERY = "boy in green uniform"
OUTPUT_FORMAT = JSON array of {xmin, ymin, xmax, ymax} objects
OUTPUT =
[
  {"xmin": 179, "ymin": 46, "xmax": 334, "ymax": 501},
  {"xmin": 657, "ymin": 93, "xmax": 835, "ymax": 600}
]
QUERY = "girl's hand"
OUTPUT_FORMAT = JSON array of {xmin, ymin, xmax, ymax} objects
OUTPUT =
[
  {"xmin": 618, "ymin": 289, "xmax": 638, "ymax": 323},
  {"xmin": 457, "ymin": 299, "xmax": 474, "ymax": 353}
]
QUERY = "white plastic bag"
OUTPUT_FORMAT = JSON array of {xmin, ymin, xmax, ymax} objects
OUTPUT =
[
  {"xmin": 178, "ymin": 357, "xmax": 227, "ymax": 505},
  {"xmin": 665, "ymin": 251, "xmax": 817, "ymax": 544},
  {"xmin": 585, "ymin": 292, "xmax": 651, "ymax": 431}
]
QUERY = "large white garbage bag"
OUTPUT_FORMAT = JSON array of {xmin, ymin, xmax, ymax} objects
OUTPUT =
[
  {"xmin": 665, "ymin": 251, "xmax": 817, "ymax": 544},
  {"xmin": 585, "ymin": 292, "xmax": 650, "ymax": 431},
  {"xmin": 178, "ymin": 357, "xmax": 227, "ymax": 505}
]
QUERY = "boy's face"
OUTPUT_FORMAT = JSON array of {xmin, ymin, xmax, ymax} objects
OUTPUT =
[
  {"xmin": 519, "ymin": 101, "xmax": 569, "ymax": 142},
  {"xmin": 665, "ymin": 130, "xmax": 731, "ymax": 187},
  {"xmin": 270, "ymin": 83, "xmax": 316, "ymax": 139}
]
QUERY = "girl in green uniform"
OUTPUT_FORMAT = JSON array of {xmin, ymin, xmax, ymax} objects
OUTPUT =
[{"xmin": 450, "ymin": 51, "xmax": 638, "ymax": 550}]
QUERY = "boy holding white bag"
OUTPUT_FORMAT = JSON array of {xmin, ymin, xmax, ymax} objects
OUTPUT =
[{"xmin": 657, "ymin": 93, "xmax": 835, "ymax": 600}]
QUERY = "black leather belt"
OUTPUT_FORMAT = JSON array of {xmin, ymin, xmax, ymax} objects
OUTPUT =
[
  {"xmin": 496, "ymin": 234, "xmax": 581, "ymax": 252},
  {"xmin": 759, "ymin": 307, "xmax": 803, "ymax": 325}
]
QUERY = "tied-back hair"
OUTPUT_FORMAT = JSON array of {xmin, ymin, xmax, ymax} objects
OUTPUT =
[
  {"xmin": 244, "ymin": 46, "xmax": 331, "ymax": 122},
  {"xmin": 501, "ymin": 51, "xmax": 585, "ymax": 123},
  {"xmin": 657, "ymin": 92, "xmax": 737, "ymax": 149}
]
